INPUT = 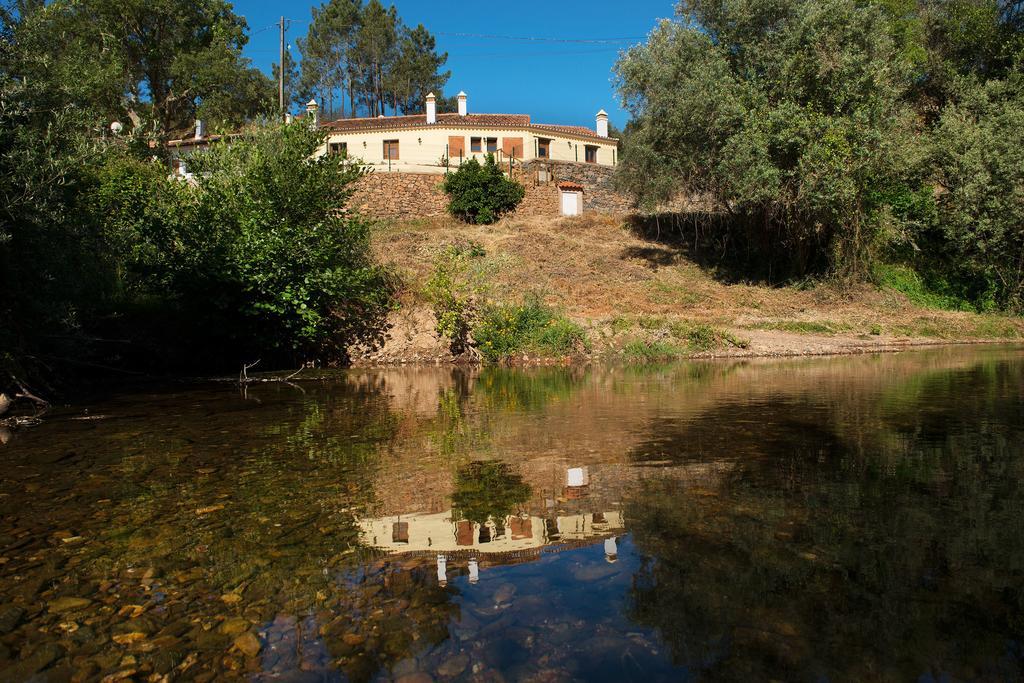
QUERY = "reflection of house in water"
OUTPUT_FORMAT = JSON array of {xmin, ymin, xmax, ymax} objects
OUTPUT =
[
  {"xmin": 359, "ymin": 507, "xmax": 624, "ymax": 584},
  {"xmin": 358, "ymin": 509, "xmax": 624, "ymax": 559},
  {"xmin": 360, "ymin": 448, "xmax": 731, "ymax": 582}
]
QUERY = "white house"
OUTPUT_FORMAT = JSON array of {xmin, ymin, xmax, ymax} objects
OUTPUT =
[{"xmin": 312, "ymin": 91, "xmax": 619, "ymax": 173}]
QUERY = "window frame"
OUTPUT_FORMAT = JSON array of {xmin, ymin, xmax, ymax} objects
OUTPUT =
[
  {"xmin": 585, "ymin": 145, "xmax": 598, "ymax": 163},
  {"xmin": 537, "ymin": 138, "xmax": 551, "ymax": 158},
  {"xmin": 329, "ymin": 141, "xmax": 348, "ymax": 157},
  {"xmin": 485, "ymin": 137, "xmax": 498, "ymax": 153},
  {"xmin": 383, "ymin": 139, "xmax": 400, "ymax": 160},
  {"xmin": 470, "ymin": 137, "xmax": 482, "ymax": 153}
]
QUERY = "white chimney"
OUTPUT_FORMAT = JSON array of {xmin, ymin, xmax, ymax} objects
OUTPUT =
[
  {"xmin": 426, "ymin": 92, "xmax": 437, "ymax": 124},
  {"xmin": 195, "ymin": 119, "xmax": 205, "ymax": 140},
  {"xmin": 306, "ymin": 99, "xmax": 319, "ymax": 127},
  {"xmin": 596, "ymin": 109, "xmax": 609, "ymax": 138},
  {"xmin": 457, "ymin": 91, "xmax": 467, "ymax": 117}
]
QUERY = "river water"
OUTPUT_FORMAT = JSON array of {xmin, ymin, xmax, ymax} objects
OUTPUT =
[{"xmin": 1, "ymin": 347, "xmax": 1022, "ymax": 682}]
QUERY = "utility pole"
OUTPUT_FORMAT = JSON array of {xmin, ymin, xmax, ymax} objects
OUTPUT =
[{"xmin": 278, "ymin": 16, "xmax": 285, "ymax": 120}]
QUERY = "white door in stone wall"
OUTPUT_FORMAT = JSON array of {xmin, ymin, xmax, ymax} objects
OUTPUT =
[{"xmin": 560, "ymin": 191, "xmax": 581, "ymax": 216}]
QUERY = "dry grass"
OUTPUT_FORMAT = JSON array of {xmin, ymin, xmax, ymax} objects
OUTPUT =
[{"xmin": 370, "ymin": 213, "xmax": 1024, "ymax": 358}]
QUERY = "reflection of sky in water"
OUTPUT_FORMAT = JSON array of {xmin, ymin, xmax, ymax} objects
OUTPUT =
[{"xmin": 0, "ymin": 347, "xmax": 1021, "ymax": 681}]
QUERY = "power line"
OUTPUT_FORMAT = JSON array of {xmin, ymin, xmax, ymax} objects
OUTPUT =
[
  {"xmin": 449, "ymin": 47, "xmax": 624, "ymax": 58},
  {"xmin": 435, "ymin": 31, "xmax": 644, "ymax": 44}
]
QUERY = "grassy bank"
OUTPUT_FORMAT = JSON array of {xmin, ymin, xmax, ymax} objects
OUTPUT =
[{"xmin": 357, "ymin": 213, "xmax": 1023, "ymax": 364}]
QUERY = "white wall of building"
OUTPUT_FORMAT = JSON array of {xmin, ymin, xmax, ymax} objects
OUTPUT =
[{"xmin": 318, "ymin": 125, "xmax": 618, "ymax": 174}]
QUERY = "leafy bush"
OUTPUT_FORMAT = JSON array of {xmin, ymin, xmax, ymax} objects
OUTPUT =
[
  {"xmin": 88, "ymin": 123, "xmax": 395, "ymax": 367},
  {"xmin": 423, "ymin": 242, "xmax": 487, "ymax": 353},
  {"xmin": 872, "ymin": 263, "xmax": 983, "ymax": 312},
  {"xmin": 473, "ymin": 297, "xmax": 588, "ymax": 362},
  {"xmin": 182, "ymin": 123, "xmax": 395, "ymax": 361},
  {"xmin": 622, "ymin": 340, "xmax": 686, "ymax": 361},
  {"xmin": 442, "ymin": 155, "xmax": 525, "ymax": 224}
]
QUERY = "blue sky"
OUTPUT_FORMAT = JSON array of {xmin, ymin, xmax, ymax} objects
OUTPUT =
[{"xmin": 231, "ymin": 0, "xmax": 678, "ymax": 128}]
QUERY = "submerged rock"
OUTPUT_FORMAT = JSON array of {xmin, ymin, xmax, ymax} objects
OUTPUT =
[
  {"xmin": 47, "ymin": 597, "xmax": 91, "ymax": 613},
  {"xmin": 436, "ymin": 652, "xmax": 469, "ymax": 677},
  {"xmin": 492, "ymin": 584, "xmax": 516, "ymax": 606},
  {"xmin": 233, "ymin": 631, "xmax": 262, "ymax": 658},
  {"xmin": 395, "ymin": 673, "xmax": 434, "ymax": 683},
  {"xmin": 218, "ymin": 617, "xmax": 250, "ymax": 636},
  {"xmin": 0, "ymin": 605, "xmax": 25, "ymax": 634},
  {"xmin": 0, "ymin": 642, "xmax": 63, "ymax": 679}
]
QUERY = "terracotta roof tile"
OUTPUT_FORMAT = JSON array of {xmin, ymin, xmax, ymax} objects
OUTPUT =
[
  {"xmin": 558, "ymin": 181, "xmax": 585, "ymax": 191},
  {"xmin": 321, "ymin": 112, "xmax": 616, "ymax": 142},
  {"xmin": 322, "ymin": 112, "xmax": 531, "ymax": 132},
  {"xmin": 533, "ymin": 123, "xmax": 602, "ymax": 138}
]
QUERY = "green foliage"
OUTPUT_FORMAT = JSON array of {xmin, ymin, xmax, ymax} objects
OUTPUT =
[
  {"xmin": 473, "ymin": 297, "xmax": 588, "ymax": 363},
  {"xmin": 622, "ymin": 340, "xmax": 687, "ymax": 362},
  {"xmin": 0, "ymin": 59, "xmax": 110, "ymax": 380},
  {"xmin": 873, "ymin": 264, "xmax": 985, "ymax": 312},
  {"xmin": 615, "ymin": 0, "xmax": 924, "ymax": 277},
  {"xmin": 614, "ymin": 0, "xmax": 1024, "ymax": 311},
  {"xmin": 56, "ymin": 122, "xmax": 395, "ymax": 370},
  {"xmin": 163, "ymin": 123, "xmax": 396, "ymax": 360},
  {"xmin": 297, "ymin": 0, "xmax": 451, "ymax": 118},
  {"xmin": 9, "ymin": 0, "xmax": 272, "ymax": 136},
  {"xmin": 615, "ymin": 318, "xmax": 749, "ymax": 353},
  {"xmin": 750, "ymin": 320, "xmax": 853, "ymax": 335},
  {"xmin": 616, "ymin": 0, "xmax": 1024, "ymax": 311},
  {"xmin": 929, "ymin": 77, "xmax": 1024, "ymax": 312},
  {"xmin": 670, "ymin": 321, "xmax": 749, "ymax": 350},
  {"xmin": 442, "ymin": 155, "xmax": 525, "ymax": 225},
  {"xmin": 423, "ymin": 241, "xmax": 487, "ymax": 353},
  {"xmin": 451, "ymin": 461, "xmax": 531, "ymax": 526}
]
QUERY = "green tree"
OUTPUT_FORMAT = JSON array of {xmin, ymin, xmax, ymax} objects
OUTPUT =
[
  {"xmin": 10, "ymin": 0, "xmax": 271, "ymax": 136},
  {"xmin": 388, "ymin": 24, "xmax": 450, "ymax": 114},
  {"xmin": 615, "ymin": 0, "xmax": 924, "ymax": 278},
  {"xmin": 443, "ymin": 155, "xmax": 525, "ymax": 224},
  {"xmin": 136, "ymin": 123, "xmax": 396, "ymax": 362},
  {"xmin": 297, "ymin": 0, "xmax": 362, "ymax": 118},
  {"xmin": 1, "ymin": 3, "xmax": 120, "ymax": 380},
  {"xmin": 929, "ymin": 76, "xmax": 1024, "ymax": 312},
  {"xmin": 353, "ymin": 0, "xmax": 399, "ymax": 117}
]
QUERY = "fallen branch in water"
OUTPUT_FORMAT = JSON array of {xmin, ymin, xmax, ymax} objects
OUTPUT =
[
  {"xmin": 14, "ymin": 378, "xmax": 50, "ymax": 409},
  {"xmin": 238, "ymin": 361, "xmax": 304, "ymax": 385},
  {"xmin": 0, "ymin": 376, "xmax": 50, "ymax": 430}
]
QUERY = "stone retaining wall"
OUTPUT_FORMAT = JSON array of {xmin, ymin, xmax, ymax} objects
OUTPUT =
[
  {"xmin": 519, "ymin": 160, "xmax": 634, "ymax": 214},
  {"xmin": 348, "ymin": 171, "xmax": 448, "ymax": 220},
  {"xmin": 347, "ymin": 161, "xmax": 633, "ymax": 221}
]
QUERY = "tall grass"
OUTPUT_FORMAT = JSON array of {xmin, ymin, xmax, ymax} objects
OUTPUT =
[
  {"xmin": 874, "ymin": 264, "xmax": 980, "ymax": 312},
  {"xmin": 474, "ymin": 297, "xmax": 589, "ymax": 362}
]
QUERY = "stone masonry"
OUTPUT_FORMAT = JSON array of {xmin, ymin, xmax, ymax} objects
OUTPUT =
[
  {"xmin": 518, "ymin": 160, "xmax": 633, "ymax": 214},
  {"xmin": 346, "ymin": 160, "xmax": 633, "ymax": 221},
  {"xmin": 347, "ymin": 171, "xmax": 448, "ymax": 220}
]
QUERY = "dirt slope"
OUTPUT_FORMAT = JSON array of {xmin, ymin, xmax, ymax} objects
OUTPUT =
[{"xmin": 355, "ymin": 213, "xmax": 1023, "ymax": 364}]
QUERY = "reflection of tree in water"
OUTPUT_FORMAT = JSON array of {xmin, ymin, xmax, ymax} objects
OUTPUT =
[
  {"xmin": 427, "ymin": 366, "xmax": 589, "ymax": 459},
  {"xmin": 475, "ymin": 366, "xmax": 589, "ymax": 412},
  {"xmin": 451, "ymin": 461, "xmax": 531, "ymax": 526},
  {"xmin": 623, "ymin": 358, "xmax": 1024, "ymax": 681}
]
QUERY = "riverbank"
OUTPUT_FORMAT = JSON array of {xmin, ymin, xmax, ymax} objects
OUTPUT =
[{"xmin": 350, "ymin": 213, "xmax": 1024, "ymax": 365}]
